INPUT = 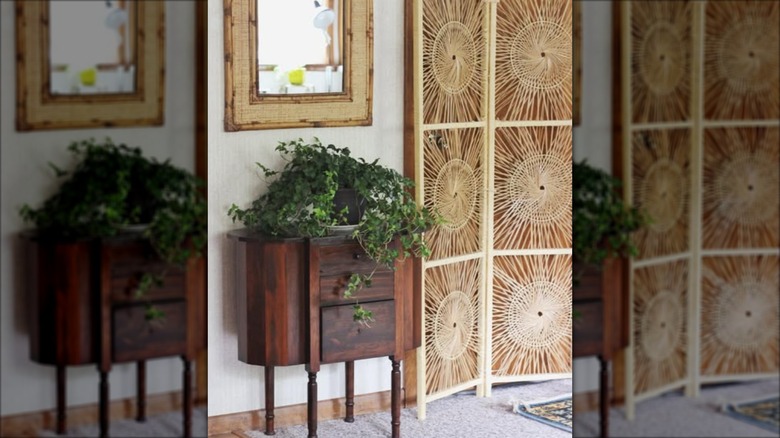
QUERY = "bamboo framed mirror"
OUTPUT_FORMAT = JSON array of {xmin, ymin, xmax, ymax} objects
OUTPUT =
[
  {"xmin": 15, "ymin": 0, "xmax": 164, "ymax": 131},
  {"xmin": 224, "ymin": 0, "xmax": 373, "ymax": 131}
]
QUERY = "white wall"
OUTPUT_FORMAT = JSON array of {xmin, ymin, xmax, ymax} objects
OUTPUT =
[
  {"xmin": 572, "ymin": 0, "xmax": 615, "ymax": 394},
  {"xmin": 207, "ymin": 0, "xmax": 403, "ymax": 417},
  {"xmin": 0, "ymin": 1, "xmax": 197, "ymax": 416}
]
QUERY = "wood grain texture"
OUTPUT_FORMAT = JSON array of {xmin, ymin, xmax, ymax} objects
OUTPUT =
[
  {"xmin": 704, "ymin": 1, "xmax": 779, "ymax": 120},
  {"xmin": 495, "ymin": 0, "xmax": 572, "ymax": 121}
]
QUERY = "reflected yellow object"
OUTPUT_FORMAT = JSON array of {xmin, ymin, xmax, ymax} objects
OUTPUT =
[
  {"xmin": 288, "ymin": 68, "xmax": 305, "ymax": 85},
  {"xmin": 79, "ymin": 68, "xmax": 97, "ymax": 86}
]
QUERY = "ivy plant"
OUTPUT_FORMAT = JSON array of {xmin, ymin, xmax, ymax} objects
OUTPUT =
[
  {"xmin": 228, "ymin": 138, "xmax": 441, "ymax": 325},
  {"xmin": 20, "ymin": 138, "xmax": 207, "ymax": 320},
  {"xmin": 572, "ymin": 159, "xmax": 647, "ymax": 279}
]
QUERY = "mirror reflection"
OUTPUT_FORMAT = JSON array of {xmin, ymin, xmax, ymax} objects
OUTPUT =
[
  {"xmin": 49, "ymin": 0, "xmax": 138, "ymax": 95},
  {"xmin": 257, "ymin": 0, "xmax": 344, "ymax": 95}
]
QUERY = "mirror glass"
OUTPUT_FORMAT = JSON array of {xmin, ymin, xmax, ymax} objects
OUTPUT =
[
  {"xmin": 257, "ymin": 0, "xmax": 345, "ymax": 95},
  {"xmin": 49, "ymin": 0, "xmax": 138, "ymax": 95}
]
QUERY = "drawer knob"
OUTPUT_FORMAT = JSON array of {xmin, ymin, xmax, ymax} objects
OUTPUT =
[{"xmin": 353, "ymin": 253, "xmax": 362, "ymax": 260}]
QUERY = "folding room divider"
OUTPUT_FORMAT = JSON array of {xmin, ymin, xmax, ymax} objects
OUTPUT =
[
  {"xmin": 405, "ymin": 0, "xmax": 573, "ymax": 418},
  {"xmin": 616, "ymin": 0, "xmax": 779, "ymax": 419}
]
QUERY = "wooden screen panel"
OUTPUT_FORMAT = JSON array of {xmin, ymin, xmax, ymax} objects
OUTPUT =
[
  {"xmin": 630, "ymin": 1, "xmax": 692, "ymax": 123},
  {"xmin": 424, "ymin": 259, "xmax": 482, "ymax": 396},
  {"xmin": 492, "ymin": 254, "xmax": 572, "ymax": 376},
  {"xmin": 422, "ymin": 0, "xmax": 485, "ymax": 124},
  {"xmin": 702, "ymin": 127, "xmax": 780, "ymax": 249},
  {"xmin": 493, "ymin": 126, "xmax": 572, "ymax": 250},
  {"xmin": 631, "ymin": 129, "xmax": 691, "ymax": 260},
  {"xmin": 423, "ymin": 128, "xmax": 484, "ymax": 261},
  {"xmin": 494, "ymin": 0, "xmax": 571, "ymax": 122},
  {"xmin": 704, "ymin": 1, "xmax": 780, "ymax": 120},
  {"xmin": 633, "ymin": 260, "xmax": 688, "ymax": 395},
  {"xmin": 700, "ymin": 255, "xmax": 779, "ymax": 377}
]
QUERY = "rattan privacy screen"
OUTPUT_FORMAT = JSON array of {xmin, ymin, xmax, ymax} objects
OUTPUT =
[
  {"xmin": 407, "ymin": 0, "xmax": 573, "ymax": 418},
  {"xmin": 618, "ymin": 1, "xmax": 779, "ymax": 419}
]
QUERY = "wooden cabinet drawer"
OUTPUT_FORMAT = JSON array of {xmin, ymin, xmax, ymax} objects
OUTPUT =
[
  {"xmin": 320, "ymin": 270, "xmax": 395, "ymax": 306},
  {"xmin": 573, "ymin": 263, "xmax": 602, "ymax": 301},
  {"xmin": 107, "ymin": 241, "xmax": 186, "ymax": 303},
  {"xmin": 112, "ymin": 300, "xmax": 187, "ymax": 362},
  {"xmin": 573, "ymin": 300, "xmax": 603, "ymax": 358},
  {"xmin": 321, "ymin": 300, "xmax": 395, "ymax": 364},
  {"xmin": 317, "ymin": 242, "xmax": 391, "ymax": 277}
]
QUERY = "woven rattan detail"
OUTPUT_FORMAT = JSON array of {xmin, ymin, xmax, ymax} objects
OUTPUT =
[
  {"xmin": 704, "ymin": 2, "xmax": 779, "ymax": 120},
  {"xmin": 702, "ymin": 128, "xmax": 779, "ymax": 249},
  {"xmin": 494, "ymin": 127, "xmax": 572, "ymax": 250},
  {"xmin": 701, "ymin": 256, "xmax": 780, "ymax": 376},
  {"xmin": 639, "ymin": 159, "xmax": 686, "ymax": 233},
  {"xmin": 422, "ymin": 0, "xmax": 485, "ymax": 124},
  {"xmin": 632, "ymin": 129, "xmax": 691, "ymax": 259},
  {"xmin": 630, "ymin": 1, "xmax": 691, "ymax": 123},
  {"xmin": 633, "ymin": 260, "xmax": 688, "ymax": 395},
  {"xmin": 492, "ymin": 255, "xmax": 571, "ymax": 376},
  {"xmin": 424, "ymin": 128, "xmax": 484, "ymax": 260},
  {"xmin": 424, "ymin": 259, "xmax": 482, "ymax": 396},
  {"xmin": 495, "ymin": 0, "xmax": 571, "ymax": 121}
]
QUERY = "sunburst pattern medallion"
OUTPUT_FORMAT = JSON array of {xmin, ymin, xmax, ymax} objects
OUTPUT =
[
  {"xmin": 633, "ymin": 260, "xmax": 688, "ymax": 395},
  {"xmin": 424, "ymin": 259, "xmax": 482, "ymax": 396},
  {"xmin": 702, "ymin": 128, "xmax": 780, "ymax": 249},
  {"xmin": 495, "ymin": 0, "xmax": 571, "ymax": 121},
  {"xmin": 704, "ymin": 1, "xmax": 780, "ymax": 120},
  {"xmin": 423, "ymin": 128, "xmax": 484, "ymax": 260},
  {"xmin": 422, "ymin": 0, "xmax": 485, "ymax": 124},
  {"xmin": 494, "ymin": 127, "xmax": 572, "ymax": 250},
  {"xmin": 632, "ymin": 129, "xmax": 690, "ymax": 259},
  {"xmin": 492, "ymin": 255, "xmax": 572, "ymax": 376},
  {"xmin": 701, "ymin": 256, "xmax": 779, "ymax": 376},
  {"xmin": 630, "ymin": 1, "xmax": 692, "ymax": 123}
]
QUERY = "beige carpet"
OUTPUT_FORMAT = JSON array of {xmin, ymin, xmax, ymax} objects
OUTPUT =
[
  {"xmin": 243, "ymin": 379, "xmax": 572, "ymax": 438},
  {"xmin": 574, "ymin": 378, "xmax": 779, "ymax": 437},
  {"xmin": 37, "ymin": 406, "xmax": 207, "ymax": 437}
]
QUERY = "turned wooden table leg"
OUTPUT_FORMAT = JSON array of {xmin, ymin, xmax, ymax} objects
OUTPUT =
[
  {"xmin": 99, "ymin": 370, "xmax": 109, "ymax": 438},
  {"xmin": 56, "ymin": 365, "xmax": 66, "ymax": 435},
  {"xmin": 136, "ymin": 361, "xmax": 146, "ymax": 422},
  {"xmin": 390, "ymin": 357, "xmax": 401, "ymax": 438},
  {"xmin": 264, "ymin": 366, "xmax": 276, "ymax": 435},
  {"xmin": 598, "ymin": 356, "xmax": 609, "ymax": 438},
  {"xmin": 345, "ymin": 361, "xmax": 355, "ymax": 423},
  {"xmin": 183, "ymin": 357, "xmax": 193, "ymax": 438},
  {"xmin": 307, "ymin": 371, "xmax": 318, "ymax": 438}
]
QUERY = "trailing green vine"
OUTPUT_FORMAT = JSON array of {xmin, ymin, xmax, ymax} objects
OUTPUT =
[
  {"xmin": 228, "ymin": 138, "xmax": 442, "ymax": 324},
  {"xmin": 20, "ymin": 138, "xmax": 207, "ymax": 320}
]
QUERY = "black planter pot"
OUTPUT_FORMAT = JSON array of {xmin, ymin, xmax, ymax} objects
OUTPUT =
[{"xmin": 332, "ymin": 188, "xmax": 365, "ymax": 225}]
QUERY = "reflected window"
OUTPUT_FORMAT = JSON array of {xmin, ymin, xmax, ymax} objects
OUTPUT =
[
  {"xmin": 49, "ymin": 0, "xmax": 138, "ymax": 95},
  {"xmin": 257, "ymin": 0, "xmax": 343, "ymax": 94}
]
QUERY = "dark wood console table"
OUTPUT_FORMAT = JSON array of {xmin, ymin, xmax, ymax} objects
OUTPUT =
[
  {"xmin": 229, "ymin": 229, "xmax": 420, "ymax": 438},
  {"xmin": 25, "ymin": 233, "xmax": 205, "ymax": 437},
  {"xmin": 573, "ymin": 258, "xmax": 628, "ymax": 438}
]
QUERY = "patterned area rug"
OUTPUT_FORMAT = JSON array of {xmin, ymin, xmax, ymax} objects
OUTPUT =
[
  {"xmin": 513, "ymin": 395, "xmax": 572, "ymax": 432},
  {"xmin": 723, "ymin": 395, "xmax": 779, "ymax": 433}
]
